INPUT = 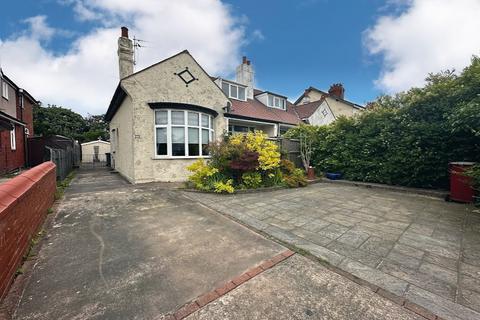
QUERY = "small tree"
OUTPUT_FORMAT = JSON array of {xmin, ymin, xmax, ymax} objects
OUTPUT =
[
  {"xmin": 299, "ymin": 130, "xmax": 312, "ymax": 172},
  {"xmin": 284, "ymin": 124, "xmax": 317, "ymax": 172}
]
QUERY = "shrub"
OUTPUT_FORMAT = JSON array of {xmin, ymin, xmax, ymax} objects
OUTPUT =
[
  {"xmin": 231, "ymin": 131, "xmax": 281, "ymax": 171},
  {"xmin": 284, "ymin": 168, "xmax": 308, "ymax": 188},
  {"xmin": 466, "ymin": 164, "xmax": 480, "ymax": 190},
  {"xmin": 214, "ymin": 179, "xmax": 235, "ymax": 193},
  {"xmin": 186, "ymin": 131, "xmax": 300, "ymax": 192},
  {"xmin": 229, "ymin": 151, "xmax": 259, "ymax": 173},
  {"xmin": 285, "ymin": 57, "xmax": 480, "ymax": 189},
  {"xmin": 242, "ymin": 172, "xmax": 262, "ymax": 189},
  {"xmin": 280, "ymin": 159, "xmax": 296, "ymax": 175},
  {"xmin": 186, "ymin": 159, "xmax": 219, "ymax": 191}
]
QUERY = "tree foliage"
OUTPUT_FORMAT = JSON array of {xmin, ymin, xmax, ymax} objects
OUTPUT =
[
  {"xmin": 33, "ymin": 105, "xmax": 109, "ymax": 142},
  {"xmin": 286, "ymin": 56, "xmax": 480, "ymax": 189}
]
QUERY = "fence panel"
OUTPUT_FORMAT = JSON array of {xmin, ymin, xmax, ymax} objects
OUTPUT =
[{"xmin": 269, "ymin": 137, "xmax": 303, "ymax": 169}]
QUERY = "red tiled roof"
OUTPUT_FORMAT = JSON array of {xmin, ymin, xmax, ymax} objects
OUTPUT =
[
  {"xmin": 294, "ymin": 98, "xmax": 325, "ymax": 119},
  {"xmin": 228, "ymin": 98, "xmax": 301, "ymax": 125}
]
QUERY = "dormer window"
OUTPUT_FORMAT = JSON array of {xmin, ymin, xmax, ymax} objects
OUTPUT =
[
  {"xmin": 268, "ymin": 95, "xmax": 286, "ymax": 110},
  {"xmin": 221, "ymin": 81, "xmax": 246, "ymax": 101}
]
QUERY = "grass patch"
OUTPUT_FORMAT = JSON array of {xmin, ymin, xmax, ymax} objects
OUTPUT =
[{"xmin": 54, "ymin": 170, "xmax": 76, "ymax": 200}]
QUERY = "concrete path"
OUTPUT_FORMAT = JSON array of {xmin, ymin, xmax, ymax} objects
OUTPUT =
[
  {"xmin": 14, "ymin": 169, "xmax": 283, "ymax": 319},
  {"xmin": 186, "ymin": 255, "xmax": 422, "ymax": 320},
  {"xmin": 186, "ymin": 184, "xmax": 480, "ymax": 320},
  {"xmin": 9, "ymin": 168, "xmax": 432, "ymax": 320}
]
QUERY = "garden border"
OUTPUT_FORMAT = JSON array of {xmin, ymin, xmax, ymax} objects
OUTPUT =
[{"xmin": 182, "ymin": 178, "xmax": 322, "ymax": 194}]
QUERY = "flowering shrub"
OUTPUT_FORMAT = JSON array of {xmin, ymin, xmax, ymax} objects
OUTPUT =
[{"xmin": 187, "ymin": 131, "xmax": 306, "ymax": 193}]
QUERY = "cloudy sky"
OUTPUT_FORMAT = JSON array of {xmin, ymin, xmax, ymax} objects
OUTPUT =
[{"xmin": 1, "ymin": 0, "xmax": 479, "ymax": 115}]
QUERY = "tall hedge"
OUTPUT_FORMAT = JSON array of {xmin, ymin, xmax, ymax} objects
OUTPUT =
[{"xmin": 286, "ymin": 57, "xmax": 480, "ymax": 189}]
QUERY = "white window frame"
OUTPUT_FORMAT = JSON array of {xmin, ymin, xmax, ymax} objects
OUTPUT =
[
  {"xmin": 2, "ymin": 81, "xmax": 9, "ymax": 100},
  {"xmin": 221, "ymin": 81, "xmax": 246, "ymax": 101},
  {"xmin": 154, "ymin": 109, "xmax": 214, "ymax": 159},
  {"xmin": 268, "ymin": 94, "xmax": 286, "ymax": 110},
  {"xmin": 10, "ymin": 128, "xmax": 16, "ymax": 150}
]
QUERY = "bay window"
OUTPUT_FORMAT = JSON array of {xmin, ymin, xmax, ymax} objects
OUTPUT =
[{"xmin": 154, "ymin": 110, "xmax": 213, "ymax": 158}]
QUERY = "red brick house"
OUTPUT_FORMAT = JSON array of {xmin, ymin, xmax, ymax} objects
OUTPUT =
[{"xmin": 0, "ymin": 69, "xmax": 38, "ymax": 174}]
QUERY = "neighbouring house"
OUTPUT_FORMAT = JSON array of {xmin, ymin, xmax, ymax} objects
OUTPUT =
[
  {"xmin": 81, "ymin": 139, "xmax": 110, "ymax": 163},
  {"xmin": 0, "ymin": 69, "xmax": 38, "ymax": 175},
  {"xmin": 294, "ymin": 84, "xmax": 364, "ymax": 125},
  {"xmin": 105, "ymin": 27, "xmax": 300, "ymax": 183},
  {"xmin": 212, "ymin": 56, "xmax": 300, "ymax": 136}
]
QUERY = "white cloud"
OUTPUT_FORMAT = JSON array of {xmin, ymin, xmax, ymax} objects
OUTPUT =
[
  {"xmin": 252, "ymin": 29, "xmax": 265, "ymax": 41},
  {"xmin": 364, "ymin": 0, "xmax": 480, "ymax": 93},
  {"xmin": 23, "ymin": 16, "xmax": 56, "ymax": 40},
  {"xmin": 0, "ymin": 0, "xmax": 246, "ymax": 115}
]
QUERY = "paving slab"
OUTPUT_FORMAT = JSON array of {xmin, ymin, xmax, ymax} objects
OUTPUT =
[
  {"xmin": 186, "ymin": 182, "xmax": 480, "ymax": 319},
  {"xmin": 186, "ymin": 255, "xmax": 423, "ymax": 320},
  {"xmin": 13, "ymin": 169, "xmax": 284, "ymax": 320}
]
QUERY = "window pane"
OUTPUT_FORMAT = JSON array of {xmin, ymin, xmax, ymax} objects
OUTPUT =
[
  {"xmin": 268, "ymin": 95, "xmax": 273, "ymax": 106},
  {"xmin": 172, "ymin": 127, "xmax": 185, "ymax": 156},
  {"xmin": 274, "ymin": 97, "xmax": 280, "ymax": 107},
  {"xmin": 201, "ymin": 114, "xmax": 209, "ymax": 127},
  {"xmin": 202, "ymin": 129, "xmax": 209, "ymax": 155},
  {"xmin": 281, "ymin": 99, "xmax": 285, "ymax": 109},
  {"xmin": 188, "ymin": 112, "xmax": 199, "ymax": 126},
  {"xmin": 222, "ymin": 82, "xmax": 229, "ymax": 96},
  {"xmin": 188, "ymin": 128, "xmax": 199, "ymax": 156},
  {"xmin": 171, "ymin": 111, "xmax": 185, "ymax": 125},
  {"xmin": 230, "ymin": 85, "xmax": 238, "ymax": 98},
  {"xmin": 238, "ymin": 87, "xmax": 246, "ymax": 100},
  {"xmin": 155, "ymin": 111, "xmax": 168, "ymax": 125},
  {"xmin": 156, "ymin": 128, "xmax": 167, "ymax": 155}
]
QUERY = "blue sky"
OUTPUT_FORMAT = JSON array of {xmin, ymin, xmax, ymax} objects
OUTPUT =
[{"xmin": 1, "ymin": 0, "xmax": 479, "ymax": 115}]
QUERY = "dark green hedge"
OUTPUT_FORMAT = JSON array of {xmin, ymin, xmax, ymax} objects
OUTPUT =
[{"xmin": 287, "ymin": 57, "xmax": 480, "ymax": 189}]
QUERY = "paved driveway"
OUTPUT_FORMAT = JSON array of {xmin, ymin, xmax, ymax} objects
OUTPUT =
[
  {"xmin": 187, "ymin": 183, "xmax": 480, "ymax": 320},
  {"xmin": 11, "ymin": 169, "xmax": 427, "ymax": 320}
]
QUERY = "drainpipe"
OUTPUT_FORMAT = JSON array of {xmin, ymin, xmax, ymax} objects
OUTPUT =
[{"xmin": 18, "ymin": 89, "xmax": 28, "ymax": 168}]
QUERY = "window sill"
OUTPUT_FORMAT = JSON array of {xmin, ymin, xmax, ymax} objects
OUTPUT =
[{"xmin": 152, "ymin": 156, "xmax": 211, "ymax": 160}]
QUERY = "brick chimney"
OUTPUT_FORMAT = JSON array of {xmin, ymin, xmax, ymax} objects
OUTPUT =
[
  {"xmin": 236, "ymin": 56, "xmax": 254, "ymax": 99},
  {"xmin": 117, "ymin": 26, "xmax": 134, "ymax": 79},
  {"xmin": 328, "ymin": 83, "xmax": 345, "ymax": 100}
]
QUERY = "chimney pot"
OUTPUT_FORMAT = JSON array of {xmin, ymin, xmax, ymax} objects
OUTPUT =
[
  {"xmin": 246, "ymin": 60, "xmax": 251, "ymax": 65},
  {"xmin": 242, "ymin": 56, "xmax": 247, "ymax": 64},
  {"xmin": 121, "ymin": 26, "xmax": 129, "ymax": 38},
  {"xmin": 328, "ymin": 83, "xmax": 345, "ymax": 100}
]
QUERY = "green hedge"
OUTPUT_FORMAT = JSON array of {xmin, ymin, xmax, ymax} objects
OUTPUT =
[{"xmin": 286, "ymin": 57, "xmax": 480, "ymax": 189}]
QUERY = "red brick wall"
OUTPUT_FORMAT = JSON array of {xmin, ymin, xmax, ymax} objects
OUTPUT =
[
  {"xmin": 0, "ymin": 125, "xmax": 26, "ymax": 174},
  {"xmin": 16, "ymin": 96, "xmax": 34, "ymax": 135},
  {"xmin": 0, "ymin": 162, "xmax": 56, "ymax": 300}
]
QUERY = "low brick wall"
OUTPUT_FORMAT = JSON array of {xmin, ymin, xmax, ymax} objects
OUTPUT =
[{"xmin": 0, "ymin": 162, "xmax": 56, "ymax": 300}]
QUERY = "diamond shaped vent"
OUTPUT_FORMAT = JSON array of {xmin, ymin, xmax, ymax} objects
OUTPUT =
[{"xmin": 175, "ymin": 67, "xmax": 198, "ymax": 86}]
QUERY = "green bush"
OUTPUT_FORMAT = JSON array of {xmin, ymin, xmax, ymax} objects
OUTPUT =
[
  {"xmin": 284, "ymin": 168, "xmax": 308, "ymax": 188},
  {"xmin": 242, "ymin": 172, "xmax": 262, "ymax": 189},
  {"xmin": 188, "ymin": 132, "xmax": 308, "ymax": 192},
  {"xmin": 286, "ymin": 57, "xmax": 480, "ymax": 189},
  {"xmin": 466, "ymin": 164, "xmax": 480, "ymax": 190}
]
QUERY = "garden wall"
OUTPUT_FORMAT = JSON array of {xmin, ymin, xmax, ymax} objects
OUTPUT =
[{"xmin": 0, "ymin": 162, "xmax": 56, "ymax": 300}]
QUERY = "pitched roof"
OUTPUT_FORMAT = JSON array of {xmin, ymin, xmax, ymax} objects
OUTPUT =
[
  {"xmin": 105, "ymin": 50, "xmax": 227, "ymax": 121},
  {"xmin": 227, "ymin": 98, "xmax": 300, "ymax": 125},
  {"xmin": 0, "ymin": 69, "xmax": 39, "ymax": 105},
  {"xmin": 294, "ymin": 86, "xmax": 364, "ymax": 110},
  {"xmin": 294, "ymin": 99, "xmax": 325, "ymax": 119}
]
